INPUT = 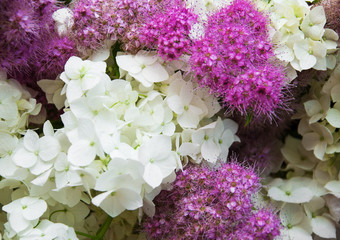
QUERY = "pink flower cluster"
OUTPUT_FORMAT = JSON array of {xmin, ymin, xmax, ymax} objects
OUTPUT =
[
  {"xmin": 190, "ymin": 0, "xmax": 287, "ymax": 120},
  {"xmin": 139, "ymin": 1, "xmax": 197, "ymax": 60},
  {"xmin": 72, "ymin": 0, "xmax": 149, "ymax": 53},
  {"xmin": 0, "ymin": 0, "xmax": 76, "ymax": 86},
  {"xmin": 143, "ymin": 163, "xmax": 281, "ymax": 240}
]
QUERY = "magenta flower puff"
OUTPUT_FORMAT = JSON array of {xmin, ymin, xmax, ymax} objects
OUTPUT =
[
  {"xmin": 143, "ymin": 162, "xmax": 281, "ymax": 240},
  {"xmin": 190, "ymin": 0, "xmax": 289, "ymax": 121}
]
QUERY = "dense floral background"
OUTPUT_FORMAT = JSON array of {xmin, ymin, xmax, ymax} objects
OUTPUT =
[{"xmin": 0, "ymin": 0, "xmax": 339, "ymax": 239}]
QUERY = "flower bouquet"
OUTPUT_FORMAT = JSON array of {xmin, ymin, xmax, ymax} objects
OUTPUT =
[{"xmin": 0, "ymin": 0, "xmax": 339, "ymax": 239}]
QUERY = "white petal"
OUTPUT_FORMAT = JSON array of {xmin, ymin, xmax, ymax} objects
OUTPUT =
[
  {"xmin": 67, "ymin": 140, "xmax": 96, "ymax": 166},
  {"xmin": 38, "ymin": 136, "xmax": 60, "ymax": 161},
  {"xmin": 314, "ymin": 141, "xmax": 327, "ymax": 160},
  {"xmin": 311, "ymin": 216, "xmax": 336, "ymax": 238},
  {"xmin": 304, "ymin": 100, "xmax": 322, "ymax": 117},
  {"xmin": 116, "ymin": 55, "xmax": 136, "ymax": 72},
  {"xmin": 118, "ymin": 188, "xmax": 143, "ymax": 210},
  {"xmin": 179, "ymin": 142, "xmax": 200, "ymax": 156},
  {"xmin": 92, "ymin": 191, "xmax": 125, "ymax": 217},
  {"xmin": 12, "ymin": 148, "xmax": 37, "ymax": 168},
  {"xmin": 288, "ymin": 227, "xmax": 313, "ymax": 240},
  {"xmin": 22, "ymin": 199, "xmax": 47, "ymax": 220},
  {"xmin": 325, "ymin": 180, "xmax": 340, "ymax": 194},
  {"xmin": 201, "ymin": 140, "xmax": 220, "ymax": 163},
  {"xmin": 300, "ymin": 56, "xmax": 317, "ymax": 70},
  {"xmin": 143, "ymin": 164, "xmax": 163, "ymax": 188},
  {"xmin": 64, "ymin": 56, "xmax": 83, "ymax": 80},
  {"xmin": 302, "ymin": 133, "xmax": 320, "ymax": 151},
  {"xmin": 135, "ymin": 51, "xmax": 157, "ymax": 65},
  {"xmin": 166, "ymin": 95, "xmax": 184, "ymax": 114},
  {"xmin": 24, "ymin": 130, "xmax": 39, "ymax": 152},
  {"xmin": 177, "ymin": 110, "xmax": 200, "ymax": 129},
  {"xmin": 142, "ymin": 63, "xmax": 169, "ymax": 83},
  {"xmin": 309, "ymin": 6, "xmax": 326, "ymax": 25},
  {"xmin": 89, "ymin": 48, "xmax": 110, "ymax": 62},
  {"xmin": 326, "ymin": 108, "xmax": 340, "ymax": 128},
  {"xmin": 9, "ymin": 209, "xmax": 30, "ymax": 233},
  {"xmin": 66, "ymin": 80, "xmax": 83, "ymax": 103}
]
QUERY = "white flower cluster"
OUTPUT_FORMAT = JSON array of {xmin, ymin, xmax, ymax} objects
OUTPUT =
[
  {"xmin": 0, "ymin": 72, "xmax": 42, "ymax": 135},
  {"xmin": 0, "ymin": 51, "xmax": 239, "ymax": 239},
  {"xmin": 266, "ymin": 65, "xmax": 340, "ymax": 240},
  {"xmin": 269, "ymin": 0, "xmax": 339, "ymax": 79}
]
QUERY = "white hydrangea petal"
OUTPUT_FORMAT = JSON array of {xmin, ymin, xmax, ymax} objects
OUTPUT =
[
  {"xmin": 275, "ymin": 45, "xmax": 294, "ymax": 62},
  {"xmin": 82, "ymin": 73, "xmax": 100, "ymax": 91},
  {"xmin": 24, "ymin": 130, "xmax": 39, "ymax": 152},
  {"xmin": 118, "ymin": 188, "xmax": 143, "ymax": 210},
  {"xmin": 179, "ymin": 142, "xmax": 200, "ymax": 156},
  {"xmin": 162, "ymin": 122, "xmax": 175, "ymax": 136},
  {"xmin": 142, "ymin": 63, "xmax": 169, "ymax": 83},
  {"xmin": 311, "ymin": 216, "xmax": 336, "ymax": 238},
  {"xmin": 302, "ymin": 133, "xmax": 319, "ymax": 151},
  {"xmin": 143, "ymin": 164, "xmax": 163, "ymax": 188},
  {"xmin": 177, "ymin": 110, "xmax": 200, "ymax": 129},
  {"xmin": 314, "ymin": 141, "xmax": 327, "ymax": 160},
  {"xmin": 280, "ymin": 204, "xmax": 304, "ymax": 226},
  {"xmin": 326, "ymin": 108, "xmax": 340, "ymax": 128},
  {"xmin": 64, "ymin": 56, "xmax": 83, "ymax": 79},
  {"xmin": 309, "ymin": 6, "xmax": 326, "ymax": 24},
  {"xmin": 95, "ymin": 191, "xmax": 126, "ymax": 218},
  {"xmin": 166, "ymin": 95, "xmax": 184, "ymax": 114},
  {"xmin": 12, "ymin": 148, "xmax": 37, "ymax": 168},
  {"xmin": 0, "ymin": 102, "xmax": 18, "ymax": 120},
  {"xmin": 201, "ymin": 140, "xmax": 220, "ymax": 163},
  {"xmin": 22, "ymin": 199, "xmax": 47, "ymax": 221},
  {"xmin": 304, "ymin": 100, "xmax": 322, "ymax": 117},
  {"xmin": 66, "ymin": 80, "xmax": 83, "ymax": 103},
  {"xmin": 288, "ymin": 227, "xmax": 313, "ymax": 240},
  {"xmin": 300, "ymin": 56, "xmax": 317, "ymax": 70},
  {"xmin": 135, "ymin": 51, "xmax": 157, "ymax": 65},
  {"xmin": 38, "ymin": 136, "xmax": 60, "ymax": 161},
  {"xmin": 68, "ymin": 140, "xmax": 96, "ymax": 166},
  {"xmin": 325, "ymin": 180, "xmax": 340, "ymax": 194},
  {"xmin": 9, "ymin": 209, "xmax": 30, "ymax": 233}
]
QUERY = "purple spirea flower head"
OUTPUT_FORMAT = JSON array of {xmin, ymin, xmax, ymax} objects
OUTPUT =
[
  {"xmin": 143, "ymin": 162, "xmax": 281, "ymax": 240},
  {"xmin": 139, "ymin": 0, "xmax": 197, "ymax": 61},
  {"xmin": 72, "ymin": 0, "xmax": 149, "ymax": 54},
  {"xmin": 34, "ymin": 36, "xmax": 77, "ymax": 80},
  {"xmin": 0, "ymin": 0, "xmax": 72, "ymax": 86},
  {"xmin": 189, "ymin": 0, "xmax": 288, "ymax": 120}
]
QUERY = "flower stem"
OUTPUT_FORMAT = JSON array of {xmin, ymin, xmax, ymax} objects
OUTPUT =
[
  {"xmin": 95, "ymin": 215, "xmax": 113, "ymax": 240},
  {"xmin": 75, "ymin": 231, "xmax": 97, "ymax": 239}
]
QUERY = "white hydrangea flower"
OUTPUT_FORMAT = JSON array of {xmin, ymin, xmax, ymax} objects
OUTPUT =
[
  {"xmin": 303, "ymin": 197, "xmax": 336, "ymax": 239},
  {"xmin": 279, "ymin": 203, "xmax": 313, "ymax": 240},
  {"xmin": 268, "ymin": 177, "xmax": 317, "ymax": 203},
  {"xmin": 2, "ymin": 197, "xmax": 47, "ymax": 233},
  {"xmin": 190, "ymin": 117, "xmax": 239, "ymax": 163},
  {"xmin": 281, "ymin": 135, "xmax": 318, "ymax": 171},
  {"xmin": 293, "ymin": 39, "xmax": 327, "ymax": 70},
  {"xmin": 138, "ymin": 135, "xmax": 177, "ymax": 188},
  {"xmin": 92, "ymin": 158, "xmax": 144, "ymax": 217},
  {"xmin": 37, "ymin": 78, "xmax": 66, "ymax": 110},
  {"xmin": 12, "ymin": 129, "xmax": 60, "ymax": 175},
  {"xmin": 270, "ymin": 0, "xmax": 339, "ymax": 73},
  {"xmin": 60, "ymin": 56, "xmax": 107, "ymax": 102},
  {"xmin": 116, "ymin": 51, "xmax": 169, "ymax": 88},
  {"xmin": 300, "ymin": 6, "xmax": 326, "ymax": 41},
  {"xmin": 166, "ymin": 79, "xmax": 204, "ymax": 129},
  {"xmin": 325, "ymin": 102, "xmax": 340, "ymax": 128},
  {"xmin": 301, "ymin": 122, "xmax": 333, "ymax": 160}
]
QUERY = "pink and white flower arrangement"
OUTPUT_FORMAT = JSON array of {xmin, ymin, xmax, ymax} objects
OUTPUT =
[{"xmin": 0, "ymin": 0, "xmax": 338, "ymax": 239}]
